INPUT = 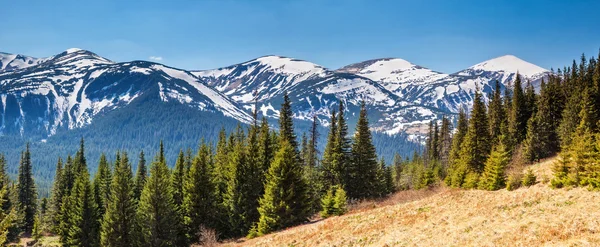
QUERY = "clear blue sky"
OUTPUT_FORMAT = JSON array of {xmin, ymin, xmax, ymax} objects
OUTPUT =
[{"xmin": 1, "ymin": 0, "xmax": 599, "ymax": 73}]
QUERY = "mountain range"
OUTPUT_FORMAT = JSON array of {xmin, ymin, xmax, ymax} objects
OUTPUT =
[{"xmin": 1, "ymin": 49, "xmax": 550, "ymax": 141}]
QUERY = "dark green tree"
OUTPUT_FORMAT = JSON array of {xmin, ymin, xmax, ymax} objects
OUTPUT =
[
  {"xmin": 17, "ymin": 143, "xmax": 37, "ymax": 233},
  {"xmin": 133, "ymin": 151, "xmax": 147, "ymax": 202},
  {"xmin": 183, "ymin": 141, "xmax": 217, "ymax": 242},
  {"xmin": 100, "ymin": 152, "xmax": 137, "ymax": 247},
  {"xmin": 253, "ymin": 140, "xmax": 310, "ymax": 236},
  {"xmin": 136, "ymin": 151, "xmax": 180, "ymax": 247},
  {"xmin": 348, "ymin": 101, "xmax": 379, "ymax": 199}
]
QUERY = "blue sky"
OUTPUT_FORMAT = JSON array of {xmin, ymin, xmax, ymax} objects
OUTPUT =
[{"xmin": 1, "ymin": 0, "xmax": 599, "ymax": 73}]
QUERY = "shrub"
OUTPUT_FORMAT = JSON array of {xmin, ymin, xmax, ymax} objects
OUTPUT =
[{"xmin": 522, "ymin": 169, "xmax": 537, "ymax": 187}]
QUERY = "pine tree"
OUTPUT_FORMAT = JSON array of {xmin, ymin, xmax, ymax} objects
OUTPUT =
[
  {"xmin": 49, "ymin": 158, "xmax": 64, "ymax": 233},
  {"xmin": 447, "ymin": 108, "xmax": 468, "ymax": 187},
  {"xmin": 279, "ymin": 92, "xmax": 298, "ymax": 150},
  {"xmin": 225, "ymin": 126, "xmax": 261, "ymax": 237},
  {"xmin": 321, "ymin": 109, "xmax": 338, "ymax": 190},
  {"xmin": 523, "ymin": 116, "xmax": 542, "ymax": 163},
  {"xmin": 0, "ymin": 184, "xmax": 16, "ymax": 246},
  {"xmin": 307, "ymin": 115, "xmax": 319, "ymax": 168},
  {"xmin": 478, "ymin": 140, "xmax": 509, "ymax": 190},
  {"xmin": 332, "ymin": 186, "xmax": 347, "ymax": 216},
  {"xmin": 92, "ymin": 154, "xmax": 111, "ymax": 222},
  {"xmin": 438, "ymin": 117, "xmax": 453, "ymax": 175},
  {"xmin": 254, "ymin": 140, "xmax": 310, "ymax": 236},
  {"xmin": 392, "ymin": 153, "xmax": 403, "ymax": 190},
  {"xmin": 459, "ymin": 88, "xmax": 491, "ymax": 174},
  {"xmin": 348, "ymin": 101, "xmax": 379, "ymax": 199},
  {"xmin": 258, "ymin": 117, "xmax": 274, "ymax": 179},
  {"xmin": 212, "ymin": 128, "xmax": 231, "ymax": 236},
  {"xmin": 17, "ymin": 143, "xmax": 37, "ymax": 233},
  {"xmin": 172, "ymin": 150, "xmax": 186, "ymax": 209},
  {"xmin": 137, "ymin": 151, "xmax": 180, "ymax": 246},
  {"xmin": 100, "ymin": 152, "xmax": 136, "ymax": 247},
  {"xmin": 133, "ymin": 151, "xmax": 147, "ymax": 202},
  {"xmin": 509, "ymin": 73, "xmax": 528, "ymax": 143},
  {"xmin": 532, "ymin": 77, "xmax": 565, "ymax": 157},
  {"xmin": 65, "ymin": 169, "xmax": 99, "ymax": 247},
  {"xmin": 335, "ymin": 101, "xmax": 352, "ymax": 189},
  {"xmin": 183, "ymin": 141, "xmax": 217, "ymax": 242},
  {"xmin": 319, "ymin": 187, "xmax": 335, "ymax": 218},
  {"xmin": 488, "ymin": 80, "xmax": 506, "ymax": 143}
]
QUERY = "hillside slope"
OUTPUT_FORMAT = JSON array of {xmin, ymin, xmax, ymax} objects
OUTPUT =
[{"xmin": 225, "ymin": 157, "xmax": 600, "ymax": 246}]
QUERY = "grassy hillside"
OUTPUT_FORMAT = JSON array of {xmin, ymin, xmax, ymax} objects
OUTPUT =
[{"xmin": 224, "ymin": 157, "xmax": 600, "ymax": 246}]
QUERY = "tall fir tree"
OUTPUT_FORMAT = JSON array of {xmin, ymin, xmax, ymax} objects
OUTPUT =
[
  {"xmin": 509, "ymin": 73, "xmax": 528, "ymax": 143},
  {"xmin": 183, "ymin": 141, "xmax": 217, "ymax": 242},
  {"xmin": 254, "ymin": 140, "xmax": 310, "ymax": 236},
  {"xmin": 172, "ymin": 150, "xmax": 186, "ymax": 209},
  {"xmin": 64, "ymin": 168, "xmax": 99, "ymax": 247},
  {"xmin": 447, "ymin": 108, "xmax": 469, "ymax": 187},
  {"xmin": 136, "ymin": 151, "xmax": 180, "ymax": 247},
  {"xmin": 92, "ymin": 154, "xmax": 112, "ymax": 225},
  {"xmin": 279, "ymin": 92, "xmax": 298, "ymax": 150},
  {"xmin": 49, "ymin": 158, "xmax": 64, "ymax": 233},
  {"xmin": 478, "ymin": 140, "xmax": 509, "ymax": 190},
  {"xmin": 100, "ymin": 152, "xmax": 137, "ymax": 247},
  {"xmin": 0, "ymin": 182, "xmax": 16, "ymax": 246},
  {"xmin": 321, "ymin": 109, "xmax": 338, "ymax": 190},
  {"xmin": 17, "ymin": 143, "xmax": 37, "ymax": 233},
  {"xmin": 348, "ymin": 101, "xmax": 379, "ymax": 199},
  {"xmin": 335, "ymin": 101, "xmax": 352, "ymax": 189},
  {"xmin": 488, "ymin": 80, "xmax": 506, "ymax": 143},
  {"xmin": 133, "ymin": 151, "xmax": 147, "ymax": 202},
  {"xmin": 225, "ymin": 126, "xmax": 261, "ymax": 237}
]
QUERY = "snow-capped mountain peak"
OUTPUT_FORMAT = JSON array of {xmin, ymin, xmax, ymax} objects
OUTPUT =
[
  {"xmin": 337, "ymin": 58, "xmax": 449, "ymax": 96},
  {"xmin": 466, "ymin": 55, "xmax": 548, "ymax": 77},
  {"xmin": 0, "ymin": 52, "xmax": 44, "ymax": 72},
  {"xmin": 251, "ymin": 55, "xmax": 329, "ymax": 77}
]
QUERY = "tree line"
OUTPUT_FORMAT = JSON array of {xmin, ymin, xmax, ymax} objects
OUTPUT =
[
  {"xmin": 0, "ymin": 93, "xmax": 395, "ymax": 246},
  {"xmin": 391, "ymin": 50, "xmax": 600, "ymax": 192}
]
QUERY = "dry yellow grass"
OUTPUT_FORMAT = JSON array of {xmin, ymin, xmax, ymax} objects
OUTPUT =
[{"xmin": 222, "ymin": 157, "xmax": 600, "ymax": 247}]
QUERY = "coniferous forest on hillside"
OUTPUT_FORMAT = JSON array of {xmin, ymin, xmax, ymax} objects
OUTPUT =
[{"xmin": 1, "ymin": 50, "xmax": 600, "ymax": 246}]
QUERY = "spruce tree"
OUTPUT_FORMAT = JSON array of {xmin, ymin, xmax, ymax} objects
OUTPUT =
[
  {"xmin": 254, "ymin": 140, "xmax": 310, "ymax": 236},
  {"xmin": 225, "ymin": 126, "xmax": 261, "ymax": 236},
  {"xmin": 133, "ymin": 151, "xmax": 147, "ymax": 202},
  {"xmin": 136, "ymin": 152, "xmax": 180, "ymax": 246},
  {"xmin": 488, "ymin": 80, "xmax": 506, "ymax": 143},
  {"xmin": 183, "ymin": 141, "xmax": 217, "ymax": 242},
  {"xmin": 459, "ymin": 88, "xmax": 491, "ymax": 174},
  {"xmin": 100, "ymin": 152, "xmax": 136, "ymax": 247},
  {"xmin": 172, "ymin": 150, "xmax": 186, "ymax": 209},
  {"xmin": 0, "ymin": 184, "xmax": 16, "ymax": 246},
  {"xmin": 447, "ymin": 108, "xmax": 468, "ymax": 187},
  {"xmin": 92, "ymin": 154, "xmax": 111, "ymax": 222},
  {"xmin": 478, "ymin": 140, "xmax": 509, "ymax": 190},
  {"xmin": 392, "ymin": 153, "xmax": 403, "ymax": 189},
  {"xmin": 279, "ymin": 92, "xmax": 298, "ymax": 150},
  {"xmin": 348, "ymin": 101, "xmax": 379, "ymax": 199},
  {"xmin": 509, "ymin": 73, "xmax": 528, "ymax": 143},
  {"xmin": 17, "ymin": 143, "xmax": 37, "ymax": 233},
  {"xmin": 335, "ymin": 101, "xmax": 352, "ymax": 189},
  {"xmin": 65, "ymin": 169, "xmax": 99, "ymax": 247},
  {"xmin": 258, "ymin": 117, "xmax": 274, "ymax": 179},
  {"xmin": 321, "ymin": 109, "xmax": 338, "ymax": 190},
  {"xmin": 49, "ymin": 158, "xmax": 64, "ymax": 233}
]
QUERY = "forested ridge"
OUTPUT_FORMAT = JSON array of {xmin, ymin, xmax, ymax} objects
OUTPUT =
[{"xmin": 1, "ymin": 50, "xmax": 599, "ymax": 246}]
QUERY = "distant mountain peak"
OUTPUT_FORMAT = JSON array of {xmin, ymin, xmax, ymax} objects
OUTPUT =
[
  {"xmin": 468, "ymin": 55, "xmax": 548, "ymax": 77},
  {"xmin": 65, "ymin": 48, "xmax": 84, "ymax": 54}
]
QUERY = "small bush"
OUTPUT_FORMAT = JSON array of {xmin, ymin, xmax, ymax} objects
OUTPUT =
[
  {"xmin": 321, "ymin": 185, "xmax": 348, "ymax": 218},
  {"xmin": 463, "ymin": 172, "xmax": 479, "ymax": 189},
  {"xmin": 506, "ymin": 174, "xmax": 522, "ymax": 191},
  {"xmin": 333, "ymin": 186, "xmax": 347, "ymax": 216},
  {"xmin": 522, "ymin": 169, "xmax": 537, "ymax": 187},
  {"xmin": 320, "ymin": 187, "xmax": 336, "ymax": 218}
]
